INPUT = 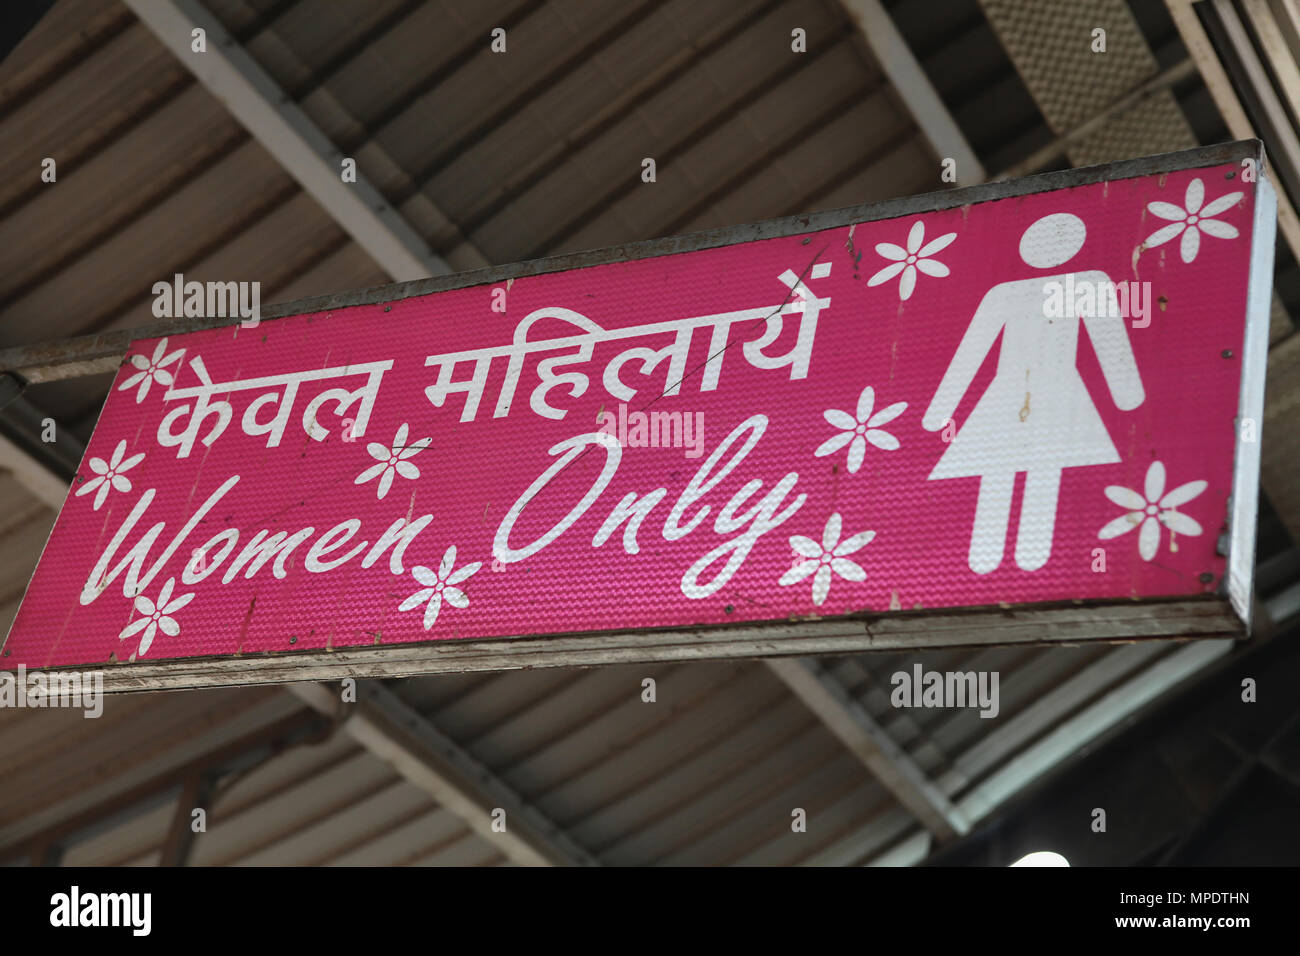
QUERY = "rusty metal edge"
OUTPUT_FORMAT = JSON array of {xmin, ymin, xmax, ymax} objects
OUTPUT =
[{"xmin": 0, "ymin": 596, "xmax": 1243, "ymax": 692}]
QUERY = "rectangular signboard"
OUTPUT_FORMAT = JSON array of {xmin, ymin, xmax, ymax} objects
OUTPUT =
[{"xmin": 0, "ymin": 141, "xmax": 1276, "ymax": 691}]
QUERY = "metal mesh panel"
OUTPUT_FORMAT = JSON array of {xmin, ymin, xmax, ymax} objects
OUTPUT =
[{"xmin": 979, "ymin": 0, "xmax": 1196, "ymax": 165}]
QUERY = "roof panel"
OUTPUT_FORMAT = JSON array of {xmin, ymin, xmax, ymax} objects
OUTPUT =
[{"xmin": 0, "ymin": 22, "xmax": 189, "ymax": 215}]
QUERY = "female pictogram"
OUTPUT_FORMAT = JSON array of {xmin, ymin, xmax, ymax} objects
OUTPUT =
[{"xmin": 922, "ymin": 213, "xmax": 1145, "ymax": 573}]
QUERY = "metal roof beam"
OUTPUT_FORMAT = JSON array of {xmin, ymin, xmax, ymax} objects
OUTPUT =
[
  {"xmin": 838, "ymin": 0, "xmax": 985, "ymax": 184},
  {"xmin": 1166, "ymin": 0, "xmax": 1300, "ymax": 261},
  {"xmin": 765, "ymin": 657, "xmax": 971, "ymax": 841},
  {"xmin": 121, "ymin": 0, "xmax": 450, "ymax": 282},
  {"xmin": 157, "ymin": 772, "xmax": 218, "ymax": 867},
  {"xmin": 865, "ymin": 638, "xmax": 1235, "ymax": 864},
  {"xmin": 953, "ymin": 639, "xmax": 1233, "ymax": 822},
  {"xmin": 288, "ymin": 680, "xmax": 599, "ymax": 867}
]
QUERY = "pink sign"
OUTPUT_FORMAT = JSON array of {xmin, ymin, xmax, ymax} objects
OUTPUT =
[{"xmin": 1, "ymin": 146, "xmax": 1275, "ymax": 686}]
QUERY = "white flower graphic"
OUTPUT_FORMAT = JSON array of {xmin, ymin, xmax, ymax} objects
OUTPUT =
[
  {"xmin": 814, "ymin": 385, "xmax": 907, "ymax": 472},
  {"xmin": 399, "ymin": 545, "xmax": 482, "ymax": 630},
  {"xmin": 1144, "ymin": 177, "xmax": 1242, "ymax": 264},
  {"xmin": 354, "ymin": 423, "xmax": 431, "ymax": 499},
  {"xmin": 75, "ymin": 439, "xmax": 144, "ymax": 510},
  {"xmin": 1098, "ymin": 461, "xmax": 1206, "ymax": 561},
  {"xmin": 867, "ymin": 220, "xmax": 957, "ymax": 300},
  {"xmin": 779, "ymin": 513, "xmax": 875, "ymax": 606},
  {"xmin": 118, "ymin": 577, "xmax": 194, "ymax": 657},
  {"xmin": 118, "ymin": 338, "xmax": 184, "ymax": 403}
]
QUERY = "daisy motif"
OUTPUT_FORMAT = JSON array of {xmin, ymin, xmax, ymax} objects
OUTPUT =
[
  {"xmin": 118, "ymin": 577, "xmax": 194, "ymax": 657},
  {"xmin": 354, "ymin": 423, "xmax": 431, "ymax": 499},
  {"xmin": 399, "ymin": 545, "xmax": 482, "ymax": 630},
  {"xmin": 118, "ymin": 338, "xmax": 184, "ymax": 403},
  {"xmin": 1143, "ymin": 177, "xmax": 1242, "ymax": 264},
  {"xmin": 779, "ymin": 513, "xmax": 875, "ymax": 606},
  {"xmin": 867, "ymin": 221, "xmax": 957, "ymax": 300},
  {"xmin": 75, "ymin": 439, "xmax": 144, "ymax": 510},
  {"xmin": 814, "ymin": 385, "xmax": 907, "ymax": 472},
  {"xmin": 1098, "ymin": 461, "xmax": 1206, "ymax": 561}
]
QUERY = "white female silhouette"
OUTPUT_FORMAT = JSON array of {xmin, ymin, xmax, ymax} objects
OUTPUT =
[{"xmin": 922, "ymin": 213, "xmax": 1145, "ymax": 574}]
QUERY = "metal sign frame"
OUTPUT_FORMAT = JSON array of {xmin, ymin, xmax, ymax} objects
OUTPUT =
[{"xmin": 0, "ymin": 140, "xmax": 1276, "ymax": 692}]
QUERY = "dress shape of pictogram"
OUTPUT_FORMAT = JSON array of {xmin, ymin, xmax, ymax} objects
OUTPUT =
[{"xmin": 922, "ymin": 213, "xmax": 1145, "ymax": 573}]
